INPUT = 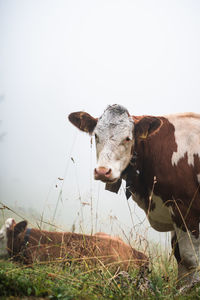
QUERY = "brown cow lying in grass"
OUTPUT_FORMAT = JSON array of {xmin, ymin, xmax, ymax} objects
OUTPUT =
[{"xmin": 0, "ymin": 218, "xmax": 148, "ymax": 271}]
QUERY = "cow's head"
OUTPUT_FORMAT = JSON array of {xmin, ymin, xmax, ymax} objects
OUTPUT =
[
  {"xmin": 6, "ymin": 219, "xmax": 28, "ymax": 259},
  {"xmin": 68, "ymin": 104, "xmax": 161, "ymax": 187},
  {"xmin": 0, "ymin": 218, "xmax": 28, "ymax": 259}
]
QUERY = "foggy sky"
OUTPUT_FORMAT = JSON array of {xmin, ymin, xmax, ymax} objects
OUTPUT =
[{"xmin": 0, "ymin": 0, "xmax": 200, "ymax": 244}]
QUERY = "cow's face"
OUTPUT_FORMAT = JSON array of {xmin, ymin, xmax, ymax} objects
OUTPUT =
[
  {"xmin": 93, "ymin": 105, "xmax": 134, "ymax": 182},
  {"xmin": 69, "ymin": 105, "xmax": 134, "ymax": 183},
  {"xmin": 6, "ymin": 220, "xmax": 28, "ymax": 259},
  {"xmin": 69, "ymin": 104, "xmax": 162, "ymax": 184}
]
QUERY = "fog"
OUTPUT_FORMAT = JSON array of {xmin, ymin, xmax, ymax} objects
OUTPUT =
[{"xmin": 0, "ymin": 0, "xmax": 200, "ymax": 245}]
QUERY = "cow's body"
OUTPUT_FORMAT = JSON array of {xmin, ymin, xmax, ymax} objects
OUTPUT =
[
  {"xmin": 0, "ymin": 218, "xmax": 148, "ymax": 271},
  {"xmin": 69, "ymin": 104, "xmax": 200, "ymax": 289},
  {"xmin": 125, "ymin": 114, "xmax": 200, "ymax": 232}
]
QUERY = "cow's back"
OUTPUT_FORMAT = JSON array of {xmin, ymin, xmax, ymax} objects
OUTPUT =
[{"xmin": 19, "ymin": 229, "xmax": 148, "ymax": 269}]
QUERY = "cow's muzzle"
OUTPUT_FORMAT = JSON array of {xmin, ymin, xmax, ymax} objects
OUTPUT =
[{"xmin": 94, "ymin": 167, "xmax": 113, "ymax": 182}]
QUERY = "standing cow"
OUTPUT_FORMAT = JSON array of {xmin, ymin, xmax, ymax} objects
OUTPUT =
[{"xmin": 69, "ymin": 104, "xmax": 200, "ymax": 289}]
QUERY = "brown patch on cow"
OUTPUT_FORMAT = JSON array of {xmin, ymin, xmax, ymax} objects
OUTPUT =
[
  {"xmin": 132, "ymin": 115, "xmax": 145, "ymax": 124},
  {"xmin": 194, "ymin": 154, "xmax": 200, "ymax": 181},
  {"xmin": 7, "ymin": 224, "xmax": 148, "ymax": 271},
  {"xmin": 134, "ymin": 116, "xmax": 162, "ymax": 140},
  {"xmin": 124, "ymin": 116, "xmax": 200, "ymax": 234},
  {"xmin": 68, "ymin": 111, "xmax": 97, "ymax": 134}
]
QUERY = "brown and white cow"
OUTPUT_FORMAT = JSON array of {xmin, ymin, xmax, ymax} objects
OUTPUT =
[
  {"xmin": 68, "ymin": 104, "xmax": 200, "ymax": 289},
  {"xmin": 0, "ymin": 218, "xmax": 148, "ymax": 270}
]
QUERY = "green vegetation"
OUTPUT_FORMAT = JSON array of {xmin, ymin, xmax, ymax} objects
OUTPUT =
[
  {"xmin": 1, "ymin": 204, "xmax": 200, "ymax": 299},
  {"xmin": 1, "ymin": 252, "xmax": 200, "ymax": 300}
]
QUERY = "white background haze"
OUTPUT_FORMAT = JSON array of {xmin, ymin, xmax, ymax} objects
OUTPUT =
[{"xmin": 0, "ymin": 0, "xmax": 200, "ymax": 246}]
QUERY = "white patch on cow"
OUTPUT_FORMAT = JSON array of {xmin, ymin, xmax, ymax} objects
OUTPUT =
[
  {"xmin": 167, "ymin": 113, "xmax": 200, "ymax": 166},
  {"xmin": 0, "ymin": 218, "xmax": 14, "ymax": 258},
  {"xmin": 94, "ymin": 105, "xmax": 134, "ymax": 181},
  {"xmin": 147, "ymin": 194, "xmax": 174, "ymax": 232},
  {"xmin": 132, "ymin": 193, "xmax": 174, "ymax": 232},
  {"xmin": 174, "ymin": 224, "xmax": 200, "ymax": 285}
]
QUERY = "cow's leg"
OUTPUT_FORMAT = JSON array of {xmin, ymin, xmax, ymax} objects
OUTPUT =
[
  {"xmin": 173, "ymin": 225, "xmax": 200, "ymax": 288},
  {"xmin": 171, "ymin": 231, "xmax": 194, "ymax": 285}
]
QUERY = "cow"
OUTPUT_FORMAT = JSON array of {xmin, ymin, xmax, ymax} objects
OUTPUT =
[
  {"xmin": 0, "ymin": 218, "xmax": 148, "ymax": 271},
  {"xmin": 94, "ymin": 232, "xmax": 123, "ymax": 242},
  {"xmin": 68, "ymin": 104, "xmax": 200, "ymax": 289}
]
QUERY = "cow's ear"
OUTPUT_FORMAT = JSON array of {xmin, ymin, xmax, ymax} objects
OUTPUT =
[
  {"xmin": 14, "ymin": 220, "xmax": 28, "ymax": 237},
  {"xmin": 68, "ymin": 111, "xmax": 97, "ymax": 134},
  {"xmin": 134, "ymin": 116, "xmax": 162, "ymax": 140}
]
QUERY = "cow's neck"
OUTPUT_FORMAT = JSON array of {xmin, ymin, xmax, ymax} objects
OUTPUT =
[{"xmin": 122, "ymin": 157, "xmax": 150, "ymax": 208}]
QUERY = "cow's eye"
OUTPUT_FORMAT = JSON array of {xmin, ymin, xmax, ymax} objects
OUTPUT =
[
  {"xmin": 95, "ymin": 134, "xmax": 99, "ymax": 143},
  {"xmin": 125, "ymin": 137, "xmax": 131, "ymax": 142}
]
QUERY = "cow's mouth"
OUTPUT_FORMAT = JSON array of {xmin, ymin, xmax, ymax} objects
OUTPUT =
[
  {"xmin": 99, "ymin": 178, "xmax": 119, "ymax": 184},
  {"xmin": 94, "ymin": 175, "xmax": 119, "ymax": 184},
  {"xmin": 94, "ymin": 167, "xmax": 122, "ymax": 184}
]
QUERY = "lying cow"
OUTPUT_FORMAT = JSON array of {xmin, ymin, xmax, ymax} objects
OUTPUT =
[
  {"xmin": 0, "ymin": 218, "xmax": 148, "ymax": 271},
  {"xmin": 69, "ymin": 104, "xmax": 200, "ymax": 289},
  {"xmin": 94, "ymin": 232, "xmax": 123, "ymax": 241}
]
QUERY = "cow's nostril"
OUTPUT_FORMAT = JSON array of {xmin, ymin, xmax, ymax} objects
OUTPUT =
[
  {"xmin": 94, "ymin": 167, "xmax": 112, "ymax": 179},
  {"xmin": 105, "ymin": 168, "xmax": 111, "ymax": 176}
]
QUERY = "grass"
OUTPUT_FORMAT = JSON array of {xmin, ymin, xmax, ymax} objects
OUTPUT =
[
  {"xmin": 1, "ymin": 249, "xmax": 200, "ymax": 300},
  {"xmin": 1, "ymin": 208, "xmax": 200, "ymax": 299},
  {"xmin": 1, "ymin": 199, "xmax": 200, "ymax": 300}
]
